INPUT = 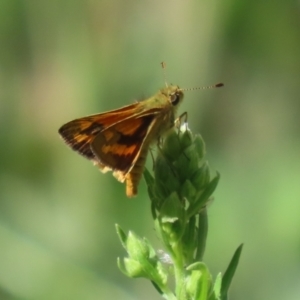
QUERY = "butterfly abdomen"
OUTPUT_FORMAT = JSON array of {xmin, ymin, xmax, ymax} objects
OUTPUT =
[{"xmin": 125, "ymin": 146, "xmax": 149, "ymax": 197}]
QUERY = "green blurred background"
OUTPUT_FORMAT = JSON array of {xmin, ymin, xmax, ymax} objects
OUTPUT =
[{"xmin": 1, "ymin": 0, "xmax": 300, "ymax": 299}]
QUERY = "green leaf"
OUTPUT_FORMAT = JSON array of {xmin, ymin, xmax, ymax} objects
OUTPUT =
[
  {"xmin": 115, "ymin": 224, "xmax": 127, "ymax": 249},
  {"xmin": 194, "ymin": 134, "xmax": 206, "ymax": 159},
  {"xmin": 143, "ymin": 168, "xmax": 159, "ymax": 219},
  {"xmin": 195, "ymin": 208, "xmax": 208, "ymax": 262},
  {"xmin": 181, "ymin": 215, "xmax": 197, "ymax": 264},
  {"xmin": 179, "ymin": 126, "xmax": 193, "ymax": 149},
  {"xmin": 143, "ymin": 167, "xmax": 155, "ymax": 200},
  {"xmin": 151, "ymin": 281, "xmax": 164, "ymax": 296},
  {"xmin": 159, "ymin": 191, "xmax": 184, "ymax": 224},
  {"xmin": 173, "ymin": 145, "xmax": 199, "ymax": 182},
  {"xmin": 143, "ymin": 166, "xmax": 154, "ymax": 187},
  {"xmin": 187, "ymin": 173, "xmax": 220, "ymax": 218},
  {"xmin": 186, "ymin": 262, "xmax": 211, "ymax": 300},
  {"xmin": 126, "ymin": 231, "xmax": 150, "ymax": 260},
  {"xmin": 180, "ymin": 179, "xmax": 197, "ymax": 201},
  {"xmin": 117, "ymin": 257, "xmax": 145, "ymax": 278},
  {"xmin": 158, "ymin": 192, "xmax": 186, "ymax": 247},
  {"xmin": 209, "ymin": 273, "xmax": 222, "ymax": 300},
  {"xmin": 221, "ymin": 244, "xmax": 244, "ymax": 300},
  {"xmin": 190, "ymin": 162, "xmax": 210, "ymax": 191},
  {"xmin": 161, "ymin": 129, "xmax": 182, "ymax": 161},
  {"xmin": 154, "ymin": 152, "xmax": 181, "ymax": 199}
]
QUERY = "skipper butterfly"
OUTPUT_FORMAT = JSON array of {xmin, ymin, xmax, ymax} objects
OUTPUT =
[{"xmin": 58, "ymin": 63, "xmax": 223, "ymax": 197}]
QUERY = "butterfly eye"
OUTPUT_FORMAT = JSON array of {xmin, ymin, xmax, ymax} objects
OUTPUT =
[{"xmin": 170, "ymin": 92, "xmax": 181, "ymax": 106}]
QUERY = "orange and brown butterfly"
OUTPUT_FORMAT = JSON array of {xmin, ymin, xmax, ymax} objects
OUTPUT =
[{"xmin": 58, "ymin": 63, "xmax": 223, "ymax": 197}]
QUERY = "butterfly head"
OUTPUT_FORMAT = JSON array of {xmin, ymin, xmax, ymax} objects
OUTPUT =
[{"xmin": 161, "ymin": 85, "xmax": 184, "ymax": 108}]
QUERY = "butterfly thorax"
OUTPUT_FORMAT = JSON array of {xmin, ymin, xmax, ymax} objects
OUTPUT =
[{"xmin": 143, "ymin": 85, "xmax": 184, "ymax": 138}]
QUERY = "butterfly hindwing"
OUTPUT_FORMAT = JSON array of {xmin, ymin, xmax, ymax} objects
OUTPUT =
[
  {"xmin": 91, "ymin": 114, "xmax": 155, "ymax": 172},
  {"xmin": 59, "ymin": 117, "xmax": 103, "ymax": 160}
]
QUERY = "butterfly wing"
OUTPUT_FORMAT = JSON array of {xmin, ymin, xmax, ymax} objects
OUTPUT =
[
  {"xmin": 58, "ymin": 102, "xmax": 143, "ymax": 161},
  {"xmin": 91, "ymin": 114, "xmax": 155, "ymax": 174},
  {"xmin": 59, "ymin": 103, "xmax": 161, "ymax": 175}
]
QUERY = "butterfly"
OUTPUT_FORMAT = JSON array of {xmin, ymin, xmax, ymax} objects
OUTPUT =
[{"xmin": 58, "ymin": 65, "xmax": 223, "ymax": 197}]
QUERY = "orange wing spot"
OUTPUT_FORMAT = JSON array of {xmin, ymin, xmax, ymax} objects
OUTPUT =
[
  {"xmin": 102, "ymin": 144, "xmax": 137, "ymax": 156},
  {"xmin": 115, "ymin": 144, "xmax": 136, "ymax": 156},
  {"xmin": 101, "ymin": 145, "xmax": 111, "ymax": 154},
  {"xmin": 75, "ymin": 134, "xmax": 90, "ymax": 143},
  {"xmin": 79, "ymin": 121, "xmax": 93, "ymax": 130},
  {"xmin": 102, "ymin": 130, "xmax": 114, "ymax": 141}
]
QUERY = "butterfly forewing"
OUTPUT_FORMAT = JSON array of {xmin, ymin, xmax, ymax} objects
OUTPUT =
[
  {"xmin": 58, "ymin": 118, "xmax": 102, "ymax": 160},
  {"xmin": 58, "ymin": 103, "xmax": 144, "ymax": 160}
]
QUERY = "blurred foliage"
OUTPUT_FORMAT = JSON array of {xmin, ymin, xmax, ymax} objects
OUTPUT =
[{"xmin": 0, "ymin": 0, "xmax": 300, "ymax": 299}]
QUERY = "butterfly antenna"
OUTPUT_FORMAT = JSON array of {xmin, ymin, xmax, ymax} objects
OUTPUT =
[
  {"xmin": 161, "ymin": 61, "xmax": 168, "ymax": 87},
  {"xmin": 181, "ymin": 82, "xmax": 224, "ymax": 92}
]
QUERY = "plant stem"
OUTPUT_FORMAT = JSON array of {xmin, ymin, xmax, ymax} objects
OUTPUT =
[{"xmin": 173, "ymin": 243, "xmax": 187, "ymax": 300}]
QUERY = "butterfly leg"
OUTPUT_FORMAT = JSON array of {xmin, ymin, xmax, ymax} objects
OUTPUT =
[{"xmin": 174, "ymin": 111, "xmax": 188, "ymax": 133}]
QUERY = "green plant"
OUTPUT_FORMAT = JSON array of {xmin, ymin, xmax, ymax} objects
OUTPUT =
[{"xmin": 116, "ymin": 125, "xmax": 243, "ymax": 300}]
